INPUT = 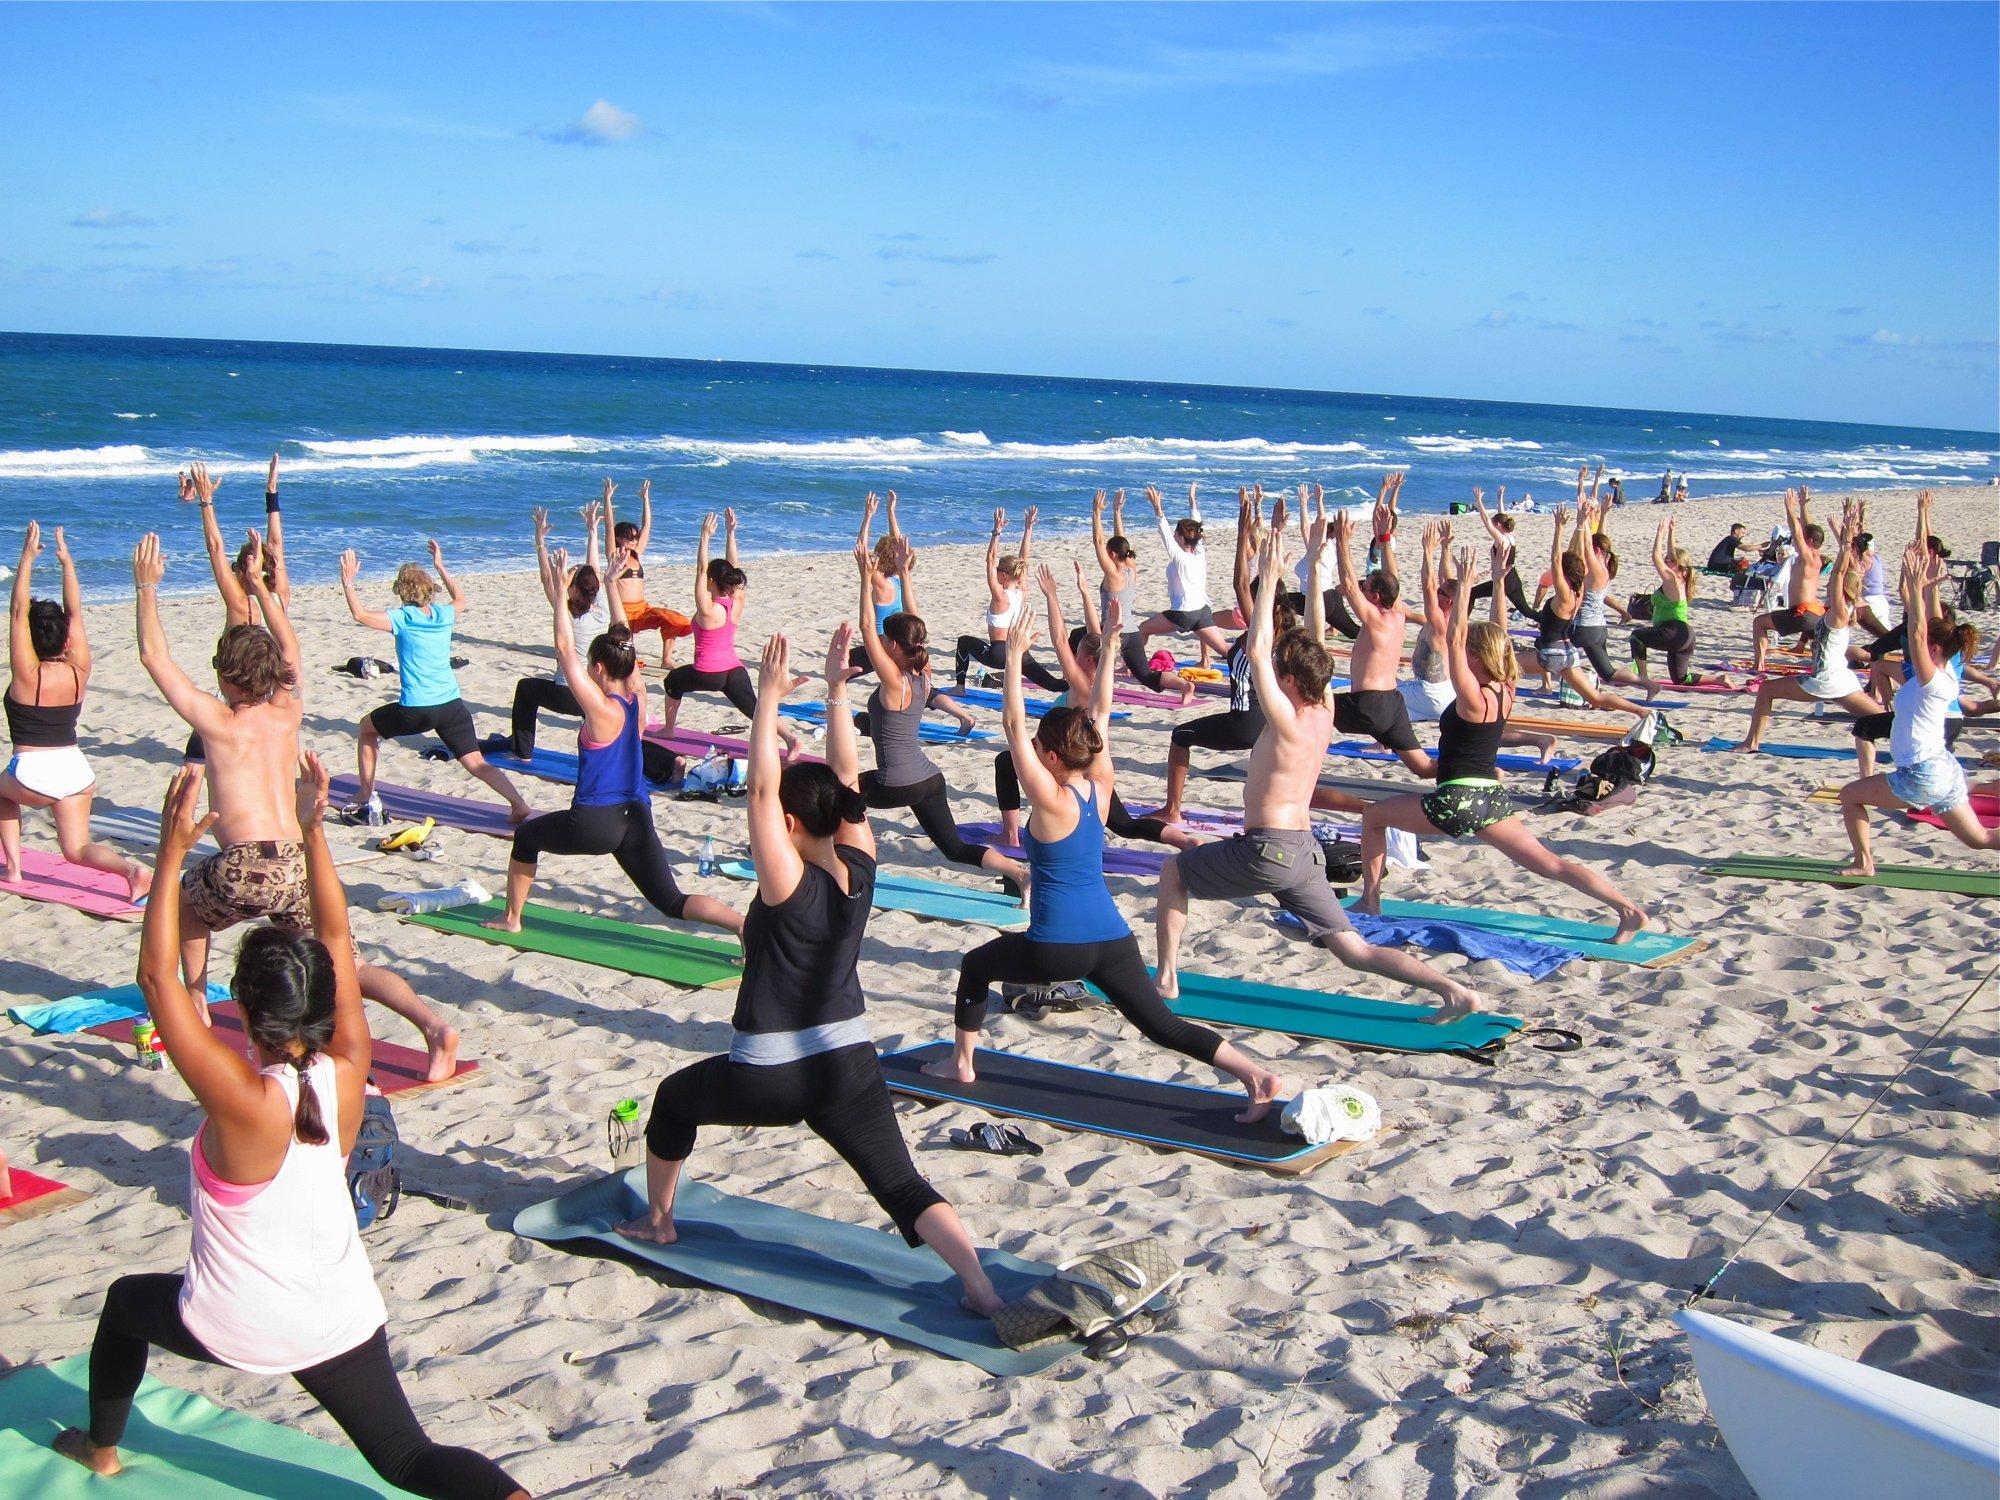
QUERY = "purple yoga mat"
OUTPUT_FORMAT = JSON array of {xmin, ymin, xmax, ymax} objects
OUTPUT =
[
  {"xmin": 642, "ymin": 726, "xmax": 826, "ymax": 765},
  {"xmin": 329, "ymin": 775, "xmax": 517, "ymax": 838},
  {"xmin": 956, "ymin": 823, "xmax": 1168, "ymax": 876}
]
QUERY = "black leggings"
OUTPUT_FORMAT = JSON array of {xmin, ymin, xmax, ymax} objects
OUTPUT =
[
  {"xmin": 1865, "ymin": 622, "xmax": 1906, "ymax": 663},
  {"xmin": 508, "ymin": 675, "xmax": 579, "ymax": 757},
  {"xmin": 1322, "ymin": 588, "xmax": 1362, "ymax": 642},
  {"xmin": 1573, "ymin": 624, "xmax": 1619, "ymax": 681},
  {"xmin": 1629, "ymin": 619, "xmax": 1696, "ymax": 684},
  {"xmin": 87, "ymin": 1274, "xmax": 518, "ymax": 1500},
  {"xmin": 645, "ymin": 1044, "xmax": 943, "ymax": 1244},
  {"xmin": 955, "ymin": 932, "xmax": 1223, "ymax": 1063},
  {"xmin": 992, "ymin": 752, "xmax": 1168, "ymax": 844},
  {"xmin": 1170, "ymin": 707, "xmax": 1264, "ymax": 753},
  {"xmin": 664, "ymin": 663, "xmax": 757, "ymax": 718},
  {"xmin": 953, "ymin": 636, "xmax": 1067, "ymax": 694},
  {"xmin": 1469, "ymin": 566, "xmax": 1532, "ymax": 618},
  {"xmin": 510, "ymin": 799, "xmax": 690, "ymax": 919},
  {"xmin": 861, "ymin": 770, "xmax": 990, "ymax": 867}
]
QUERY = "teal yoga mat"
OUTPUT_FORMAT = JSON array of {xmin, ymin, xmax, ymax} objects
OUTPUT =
[
  {"xmin": 1153, "ymin": 970, "xmax": 1527, "ymax": 1057},
  {"xmin": 0, "ymin": 1355, "xmax": 405, "ymax": 1497},
  {"xmin": 717, "ymin": 859, "xmax": 1024, "ymax": 929},
  {"xmin": 1347, "ymin": 896, "xmax": 1700, "ymax": 966},
  {"xmin": 514, "ymin": 1172, "xmax": 1076, "ymax": 1376}
]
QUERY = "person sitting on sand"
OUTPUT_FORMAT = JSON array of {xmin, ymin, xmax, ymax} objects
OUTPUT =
[
  {"xmin": 338, "ymin": 541, "xmax": 532, "ymax": 826},
  {"xmin": 1706, "ymin": 522, "xmax": 1752, "ymax": 581},
  {"xmin": 1156, "ymin": 518, "xmax": 1490, "ymax": 1022},
  {"xmin": 1834, "ymin": 542, "xmax": 1997, "ymax": 874},
  {"xmin": 952, "ymin": 506, "xmax": 1069, "ymax": 694},
  {"xmin": 0, "ymin": 522, "xmax": 151, "ymax": 900},
  {"xmin": 480, "ymin": 543, "xmax": 741, "ymax": 939},
  {"xmin": 928, "ymin": 594, "xmax": 1283, "ymax": 1118},
  {"xmin": 617, "ymin": 631, "xmax": 1006, "ymax": 1320},
  {"xmin": 52, "ymin": 758, "xmax": 527, "ymax": 1500},
  {"xmin": 601, "ymin": 478, "xmax": 692, "ymax": 668},
  {"xmin": 1747, "ymin": 487, "xmax": 1828, "ymax": 674},
  {"xmin": 1132, "ymin": 483, "xmax": 1235, "ymax": 665},
  {"xmin": 1357, "ymin": 539, "xmax": 1650, "ymax": 943}
]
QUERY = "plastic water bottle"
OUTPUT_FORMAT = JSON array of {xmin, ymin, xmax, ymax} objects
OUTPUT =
[
  {"xmin": 607, "ymin": 1098, "xmax": 643, "ymax": 1172},
  {"xmin": 698, "ymin": 836, "xmax": 716, "ymax": 877}
]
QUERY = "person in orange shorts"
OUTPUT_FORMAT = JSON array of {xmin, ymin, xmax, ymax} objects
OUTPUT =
[{"xmin": 599, "ymin": 477, "xmax": 692, "ymax": 668}]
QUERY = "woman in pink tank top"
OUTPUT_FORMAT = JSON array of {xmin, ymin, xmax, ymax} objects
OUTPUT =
[
  {"xmin": 654, "ymin": 506, "xmax": 803, "ymax": 756},
  {"xmin": 54, "ymin": 758, "xmax": 526, "ymax": 1500}
]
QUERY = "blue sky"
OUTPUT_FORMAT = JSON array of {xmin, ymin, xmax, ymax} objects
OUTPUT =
[{"xmin": 3, "ymin": 2, "xmax": 1994, "ymax": 430}]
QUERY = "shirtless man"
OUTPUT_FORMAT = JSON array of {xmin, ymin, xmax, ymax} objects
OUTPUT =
[
  {"xmin": 602, "ymin": 478, "xmax": 692, "ymax": 668},
  {"xmin": 1329, "ymin": 499, "xmax": 1437, "ymax": 778},
  {"xmin": 1154, "ymin": 521, "xmax": 1485, "ymax": 1022},
  {"xmin": 1748, "ymin": 487, "xmax": 1827, "ymax": 674}
]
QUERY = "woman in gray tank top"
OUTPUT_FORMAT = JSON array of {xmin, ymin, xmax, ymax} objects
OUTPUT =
[{"xmin": 1091, "ymin": 489, "xmax": 1139, "ymax": 624}]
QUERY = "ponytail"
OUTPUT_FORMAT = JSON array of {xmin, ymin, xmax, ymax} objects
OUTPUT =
[
  {"xmin": 231, "ymin": 927, "xmax": 337, "ymax": 1145},
  {"xmin": 290, "ymin": 1051, "xmax": 330, "ymax": 1146},
  {"xmin": 1934, "ymin": 618, "xmax": 1978, "ymax": 665}
]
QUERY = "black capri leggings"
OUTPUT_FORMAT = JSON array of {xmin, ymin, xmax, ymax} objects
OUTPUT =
[
  {"xmin": 953, "ymin": 635, "xmax": 1067, "ymax": 694},
  {"xmin": 861, "ymin": 770, "xmax": 990, "ymax": 867},
  {"xmin": 663, "ymin": 663, "xmax": 757, "ymax": 718},
  {"xmin": 508, "ymin": 675, "xmax": 580, "ymax": 757},
  {"xmin": 1322, "ymin": 588, "xmax": 1362, "ymax": 642},
  {"xmin": 955, "ymin": 931, "xmax": 1223, "ymax": 1063},
  {"xmin": 1629, "ymin": 619, "xmax": 1696, "ymax": 684},
  {"xmin": 645, "ymin": 1044, "xmax": 944, "ymax": 1244},
  {"xmin": 992, "ymin": 752, "xmax": 1168, "ymax": 844},
  {"xmin": 510, "ymin": 799, "xmax": 690, "ymax": 919},
  {"xmin": 1468, "ymin": 566, "xmax": 1532, "ymax": 618},
  {"xmin": 1865, "ymin": 622, "xmax": 1907, "ymax": 663},
  {"xmin": 86, "ymin": 1273, "xmax": 518, "ymax": 1499},
  {"xmin": 1573, "ymin": 624, "xmax": 1620, "ymax": 681},
  {"xmin": 1170, "ymin": 707, "xmax": 1265, "ymax": 754}
]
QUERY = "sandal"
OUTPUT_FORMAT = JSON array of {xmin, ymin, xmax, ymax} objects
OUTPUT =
[{"xmin": 947, "ymin": 1122, "xmax": 1043, "ymax": 1157}]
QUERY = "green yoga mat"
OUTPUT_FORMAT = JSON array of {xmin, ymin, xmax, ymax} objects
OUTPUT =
[
  {"xmin": 717, "ymin": 859, "xmax": 1025, "ymax": 930},
  {"xmin": 406, "ymin": 900, "xmax": 743, "ymax": 988},
  {"xmin": 515, "ymin": 1171, "xmax": 1077, "ymax": 1377},
  {"xmin": 0, "ymin": 1354, "xmax": 404, "ymax": 1497},
  {"xmin": 1704, "ymin": 856, "xmax": 1999, "ymax": 897},
  {"xmin": 1156, "ymin": 970, "xmax": 1528, "ymax": 1057},
  {"xmin": 1347, "ymin": 897, "xmax": 1700, "ymax": 966}
]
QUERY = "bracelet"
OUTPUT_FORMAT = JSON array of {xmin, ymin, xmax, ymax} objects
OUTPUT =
[
  {"xmin": 265, "ymin": 491, "xmax": 280, "ymax": 513},
  {"xmin": 136, "ymin": 584, "xmax": 158, "ymax": 593}
]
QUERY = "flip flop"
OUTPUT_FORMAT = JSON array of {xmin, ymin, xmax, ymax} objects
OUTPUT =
[{"xmin": 947, "ymin": 1122, "xmax": 1043, "ymax": 1157}]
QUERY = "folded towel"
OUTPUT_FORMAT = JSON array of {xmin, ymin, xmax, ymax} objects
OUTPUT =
[{"xmin": 10, "ymin": 982, "xmax": 232, "ymax": 1035}]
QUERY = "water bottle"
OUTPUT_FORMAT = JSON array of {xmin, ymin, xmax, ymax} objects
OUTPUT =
[
  {"xmin": 607, "ymin": 1098, "xmax": 643, "ymax": 1173},
  {"xmin": 698, "ymin": 836, "xmax": 716, "ymax": 878}
]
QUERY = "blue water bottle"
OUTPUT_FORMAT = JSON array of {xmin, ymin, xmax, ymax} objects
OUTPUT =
[{"xmin": 698, "ymin": 836, "xmax": 716, "ymax": 877}]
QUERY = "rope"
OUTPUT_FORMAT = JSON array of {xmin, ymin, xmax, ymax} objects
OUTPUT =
[{"xmin": 1686, "ymin": 956, "xmax": 1996, "ymax": 1307}]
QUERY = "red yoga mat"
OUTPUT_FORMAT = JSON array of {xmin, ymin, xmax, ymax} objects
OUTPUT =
[{"xmin": 88, "ymin": 1003, "xmax": 479, "ymax": 1096}]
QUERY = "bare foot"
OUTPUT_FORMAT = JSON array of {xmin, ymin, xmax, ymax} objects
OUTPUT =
[
  {"xmin": 1423, "ymin": 986, "xmax": 1479, "ymax": 1024},
  {"xmin": 615, "ymin": 1215, "xmax": 678, "ymax": 1245},
  {"xmin": 1351, "ymin": 892, "xmax": 1383, "ymax": 917},
  {"xmin": 921, "ymin": 1057, "xmax": 976, "ymax": 1084},
  {"xmin": 1730, "ymin": 741, "xmax": 1761, "ymax": 755},
  {"xmin": 961, "ymin": 1287, "xmax": 1006, "ymax": 1318},
  {"xmin": 1610, "ymin": 905, "xmax": 1650, "ymax": 944},
  {"xmin": 1157, "ymin": 804, "xmax": 1184, "ymax": 827},
  {"xmin": 1236, "ymin": 1068, "xmax": 1283, "ymax": 1124},
  {"xmin": 423, "ymin": 1023, "xmax": 461, "ymax": 1082},
  {"xmin": 1835, "ymin": 862, "xmax": 1876, "ymax": 878},
  {"xmin": 1177, "ymin": 682, "xmax": 1197, "ymax": 707},
  {"xmin": 1530, "ymin": 734, "xmax": 1557, "ymax": 765},
  {"xmin": 481, "ymin": 916, "xmax": 524, "ymax": 934},
  {"xmin": 507, "ymin": 803, "xmax": 532, "ymax": 825},
  {"xmin": 127, "ymin": 863, "xmax": 154, "ymax": 902},
  {"xmin": 53, "ymin": 1430, "xmax": 121, "ymax": 1476},
  {"xmin": 1155, "ymin": 969, "xmax": 1179, "ymax": 1001}
]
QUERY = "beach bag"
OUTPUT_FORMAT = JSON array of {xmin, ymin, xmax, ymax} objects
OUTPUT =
[
  {"xmin": 348, "ymin": 1093, "xmax": 402, "ymax": 1231},
  {"xmin": 1312, "ymin": 826, "xmax": 1364, "ymax": 885},
  {"xmin": 678, "ymin": 751, "xmax": 744, "ymax": 800},
  {"xmin": 993, "ymin": 1238, "xmax": 1184, "ymax": 1358}
]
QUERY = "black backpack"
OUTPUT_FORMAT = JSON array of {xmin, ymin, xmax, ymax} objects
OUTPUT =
[{"xmin": 348, "ymin": 1093, "xmax": 402, "ymax": 1231}]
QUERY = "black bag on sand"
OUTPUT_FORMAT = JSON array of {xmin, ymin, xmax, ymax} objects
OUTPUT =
[{"xmin": 1539, "ymin": 742, "xmax": 1655, "ymax": 817}]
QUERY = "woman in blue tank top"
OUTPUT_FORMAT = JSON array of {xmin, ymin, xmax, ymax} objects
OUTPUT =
[
  {"xmin": 481, "ymin": 542, "xmax": 743, "ymax": 938},
  {"xmin": 924, "ymin": 596, "xmax": 1282, "ymax": 1118}
]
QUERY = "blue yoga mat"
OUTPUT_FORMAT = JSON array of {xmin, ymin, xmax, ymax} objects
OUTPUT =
[
  {"xmin": 514, "ymin": 1172, "xmax": 1075, "ymax": 1376},
  {"xmin": 1275, "ymin": 908, "xmax": 1578, "ymax": 979},
  {"xmin": 1702, "ymin": 737, "xmax": 1855, "ymax": 761},
  {"xmin": 718, "ymin": 858, "xmax": 1025, "ymax": 929},
  {"xmin": 486, "ymin": 747, "xmax": 674, "ymax": 793},
  {"xmin": 1328, "ymin": 741, "xmax": 1581, "ymax": 773},
  {"xmin": 9, "ymin": 983, "xmax": 232, "ymax": 1036},
  {"xmin": 782, "ymin": 700, "xmax": 995, "ymax": 743},
  {"xmin": 1345, "ymin": 896, "xmax": 1697, "ymax": 966},
  {"xmin": 944, "ymin": 684, "xmax": 1131, "ymax": 722}
]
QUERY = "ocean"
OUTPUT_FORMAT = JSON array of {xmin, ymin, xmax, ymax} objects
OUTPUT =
[{"xmin": 2, "ymin": 331, "xmax": 1994, "ymax": 599}]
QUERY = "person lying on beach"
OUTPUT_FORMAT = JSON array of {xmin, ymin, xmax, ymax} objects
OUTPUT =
[
  {"xmin": 952, "ymin": 506, "xmax": 1068, "ymax": 694},
  {"xmin": 617, "ymin": 630, "xmax": 1007, "ymax": 1320},
  {"xmin": 602, "ymin": 478, "xmax": 692, "ymax": 668},
  {"xmin": 1156, "ymin": 516, "xmax": 1488, "ymax": 1021},
  {"xmin": 0, "ymin": 522, "xmax": 150, "ymax": 899},
  {"xmin": 1357, "ymin": 539, "xmax": 1650, "ymax": 944},
  {"xmin": 1736, "ymin": 501, "xmax": 1882, "ymax": 752},
  {"xmin": 52, "ymin": 758, "xmax": 527, "ymax": 1499},
  {"xmin": 1748, "ymin": 487, "xmax": 1827, "ymax": 674},
  {"xmin": 480, "ymin": 544, "xmax": 741, "ymax": 938},
  {"xmin": 1133, "ymin": 483, "xmax": 1234, "ymax": 664},
  {"xmin": 338, "ymin": 541, "xmax": 532, "ymax": 826}
]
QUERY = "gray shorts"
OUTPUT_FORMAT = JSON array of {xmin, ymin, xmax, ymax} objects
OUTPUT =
[{"xmin": 1174, "ymin": 828, "xmax": 1352, "ymax": 941}]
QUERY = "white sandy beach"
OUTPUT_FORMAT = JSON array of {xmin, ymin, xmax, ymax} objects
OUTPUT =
[{"xmin": 3, "ymin": 482, "xmax": 1996, "ymax": 1496}]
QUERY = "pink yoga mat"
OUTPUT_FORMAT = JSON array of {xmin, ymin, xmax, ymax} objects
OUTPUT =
[
  {"xmin": 89, "ymin": 1002, "xmax": 480, "ymax": 1095},
  {"xmin": 2, "ymin": 848, "xmax": 144, "ymax": 920},
  {"xmin": 1910, "ymin": 792, "xmax": 2000, "ymax": 831},
  {"xmin": 328, "ymin": 775, "xmax": 517, "ymax": 838}
]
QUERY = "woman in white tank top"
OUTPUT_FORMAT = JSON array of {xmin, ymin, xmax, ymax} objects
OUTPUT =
[
  {"xmin": 953, "ymin": 506, "xmax": 1068, "ymax": 693},
  {"xmin": 54, "ymin": 760, "xmax": 525, "ymax": 1499}
]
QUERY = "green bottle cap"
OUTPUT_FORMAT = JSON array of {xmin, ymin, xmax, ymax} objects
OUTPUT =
[{"xmin": 611, "ymin": 1098, "xmax": 640, "ymax": 1123}]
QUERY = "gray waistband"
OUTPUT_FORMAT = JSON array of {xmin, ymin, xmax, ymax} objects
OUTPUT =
[{"xmin": 728, "ymin": 1016, "xmax": 873, "ymax": 1066}]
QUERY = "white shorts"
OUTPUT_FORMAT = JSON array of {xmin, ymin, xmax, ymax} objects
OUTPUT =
[
  {"xmin": 4, "ymin": 746, "xmax": 94, "ymax": 801},
  {"xmin": 1798, "ymin": 669, "xmax": 1863, "ymax": 701},
  {"xmin": 1399, "ymin": 676, "xmax": 1456, "ymax": 723},
  {"xmin": 1860, "ymin": 594, "xmax": 1891, "ymax": 623}
]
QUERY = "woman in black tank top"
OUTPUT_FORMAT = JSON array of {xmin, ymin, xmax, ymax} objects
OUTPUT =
[{"xmin": 1355, "ymin": 540, "xmax": 1651, "ymax": 944}]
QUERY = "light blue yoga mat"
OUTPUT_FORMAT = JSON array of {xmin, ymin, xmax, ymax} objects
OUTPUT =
[
  {"xmin": 487, "ymin": 746, "xmax": 673, "ymax": 793},
  {"xmin": 0, "ymin": 1354, "xmax": 405, "ymax": 1497},
  {"xmin": 9, "ymin": 982, "xmax": 232, "ymax": 1036},
  {"xmin": 1702, "ymin": 737, "xmax": 1855, "ymax": 761},
  {"xmin": 1148, "ymin": 969, "xmax": 1528, "ymax": 1056},
  {"xmin": 718, "ymin": 859, "xmax": 1024, "ymax": 929},
  {"xmin": 1346, "ymin": 896, "xmax": 1698, "ymax": 966},
  {"xmin": 514, "ymin": 1172, "xmax": 1076, "ymax": 1376},
  {"xmin": 781, "ymin": 699, "xmax": 995, "ymax": 743},
  {"xmin": 1329, "ymin": 741, "xmax": 1581, "ymax": 773},
  {"xmin": 944, "ymin": 684, "xmax": 1131, "ymax": 722}
]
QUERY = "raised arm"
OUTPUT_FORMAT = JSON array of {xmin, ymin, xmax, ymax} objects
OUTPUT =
[
  {"xmin": 1073, "ymin": 556, "xmax": 1101, "ymax": 638},
  {"xmin": 338, "ymin": 549, "xmax": 391, "ymax": 632},
  {"xmin": 239, "ymin": 530, "xmax": 300, "ymax": 696},
  {"xmin": 1651, "ymin": 514, "xmax": 1673, "ymax": 586},
  {"xmin": 51, "ymin": 526, "xmax": 90, "ymax": 676},
  {"xmin": 883, "ymin": 489, "xmax": 902, "ymax": 543},
  {"xmin": 1089, "ymin": 597, "xmax": 1120, "ymax": 744},
  {"xmin": 747, "ymin": 635, "xmax": 808, "ymax": 903},
  {"xmin": 1902, "ymin": 542, "xmax": 1939, "ymax": 685},
  {"xmin": 1244, "ymin": 528, "xmax": 1299, "ymax": 735},
  {"xmin": 1547, "ymin": 509, "xmax": 1577, "ymax": 611},
  {"xmin": 545, "ymin": 546, "xmax": 615, "ymax": 725},
  {"xmin": 636, "ymin": 479, "xmax": 655, "ymax": 553},
  {"xmin": 1470, "ymin": 487, "xmax": 1508, "ymax": 547},
  {"xmin": 723, "ymin": 505, "xmax": 740, "ymax": 569},
  {"xmin": 1443, "ymin": 546, "xmax": 1491, "ymax": 714},
  {"xmin": 9, "ymin": 523, "xmax": 39, "ymax": 685},
  {"xmin": 1332, "ymin": 511, "xmax": 1382, "ymax": 627},
  {"xmin": 1016, "ymin": 505, "xmax": 1037, "ymax": 564},
  {"xmin": 1303, "ymin": 513, "xmax": 1329, "ymax": 642},
  {"xmin": 1375, "ymin": 472, "xmax": 1404, "ymax": 595},
  {"xmin": 1186, "ymin": 481, "xmax": 1202, "ymax": 523},
  {"xmin": 427, "ymin": 538, "xmax": 466, "ymax": 614},
  {"xmin": 822, "ymin": 626, "xmax": 872, "ymax": 858},
  {"xmin": 581, "ymin": 497, "xmax": 604, "ymax": 575},
  {"xmin": 1039, "ymin": 564, "xmax": 1090, "ymax": 696},
  {"xmin": 983, "ymin": 509, "xmax": 1008, "ymax": 608},
  {"xmin": 186, "ymin": 462, "xmax": 251, "ymax": 619},
  {"xmin": 854, "ymin": 546, "xmax": 903, "ymax": 689},
  {"xmin": 1230, "ymin": 487, "xmax": 1258, "ymax": 619},
  {"xmin": 1000, "ymin": 608, "xmax": 1066, "ymax": 814},
  {"xmin": 600, "ymin": 478, "xmax": 620, "ymax": 567},
  {"xmin": 1090, "ymin": 490, "xmax": 1119, "ymax": 582},
  {"xmin": 263, "ymin": 456, "xmax": 292, "ymax": 608},
  {"xmin": 132, "ymin": 535, "xmax": 233, "ymax": 736},
  {"xmin": 693, "ymin": 512, "xmax": 718, "ymax": 613},
  {"xmin": 1148, "ymin": 485, "xmax": 1177, "ymax": 556},
  {"xmin": 857, "ymin": 491, "xmax": 879, "ymax": 555},
  {"xmin": 1417, "ymin": 520, "xmax": 1447, "ymax": 635},
  {"xmin": 298, "ymin": 755, "xmax": 370, "ymax": 1139}
]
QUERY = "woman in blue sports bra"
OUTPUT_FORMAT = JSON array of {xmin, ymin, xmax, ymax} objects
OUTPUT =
[{"xmin": 923, "ymin": 595, "xmax": 1281, "ymax": 1120}]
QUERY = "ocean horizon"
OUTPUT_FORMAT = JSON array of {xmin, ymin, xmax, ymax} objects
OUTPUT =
[{"xmin": 4, "ymin": 330, "xmax": 1994, "ymax": 598}]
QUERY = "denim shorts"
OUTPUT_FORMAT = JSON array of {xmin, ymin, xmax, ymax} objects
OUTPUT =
[{"xmin": 1886, "ymin": 754, "xmax": 1967, "ymax": 817}]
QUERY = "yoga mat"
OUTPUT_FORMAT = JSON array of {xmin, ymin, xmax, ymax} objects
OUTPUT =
[
  {"xmin": 1346, "ymin": 896, "xmax": 1702, "ymax": 967},
  {"xmin": 0, "ymin": 1168, "xmax": 87, "ymax": 1225},
  {"xmin": 406, "ymin": 899, "xmax": 743, "ymax": 988},
  {"xmin": 1277, "ymin": 908, "xmax": 1580, "ymax": 979},
  {"xmin": 1704, "ymin": 855, "xmax": 1998, "ymax": 897},
  {"xmin": 1328, "ymin": 741, "xmax": 1581, "ymax": 773},
  {"xmin": 1912, "ymin": 793, "xmax": 2000, "ymax": 831},
  {"xmin": 643, "ymin": 727, "xmax": 826, "ymax": 766},
  {"xmin": 485, "ymin": 746, "xmax": 674, "ymax": 796},
  {"xmin": 2, "ymin": 849, "xmax": 144, "ymax": 920},
  {"xmin": 879, "ymin": 1042, "xmax": 1356, "ymax": 1175},
  {"xmin": 942, "ymin": 684, "xmax": 1131, "ymax": 722},
  {"xmin": 1519, "ymin": 688, "xmax": 1695, "ymax": 709},
  {"xmin": 717, "ymin": 858, "xmax": 1024, "ymax": 929},
  {"xmin": 0, "ymin": 1354, "xmax": 407, "ymax": 1496},
  {"xmin": 1704, "ymin": 737, "xmax": 1855, "ymax": 761},
  {"xmin": 327, "ymin": 775, "xmax": 516, "ymax": 838},
  {"xmin": 957, "ymin": 824, "xmax": 1167, "ymax": 876},
  {"xmin": 1148, "ymin": 970, "xmax": 1529, "ymax": 1057},
  {"xmin": 10, "ymin": 982, "xmax": 229, "ymax": 1036},
  {"xmin": 91, "ymin": 806, "xmax": 380, "ymax": 867},
  {"xmin": 514, "ymin": 1173, "xmax": 1075, "ymax": 1376},
  {"xmin": 1113, "ymin": 684, "xmax": 1197, "ymax": 710},
  {"xmin": 781, "ymin": 699, "xmax": 995, "ymax": 744},
  {"xmin": 1506, "ymin": 715, "xmax": 1633, "ymax": 742},
  {"xmin": 88, "ymin": 1002, "xmax": 480, "ymax": 1095}
]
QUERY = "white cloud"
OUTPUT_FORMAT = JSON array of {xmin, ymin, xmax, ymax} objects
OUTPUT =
[
  {"xmin": 71, "ymin": 208, "xmax": 159, "ymax": 230},
  {"xmin": 542, "ymin": 99, "xmax": 645, "ymax": 147}
]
